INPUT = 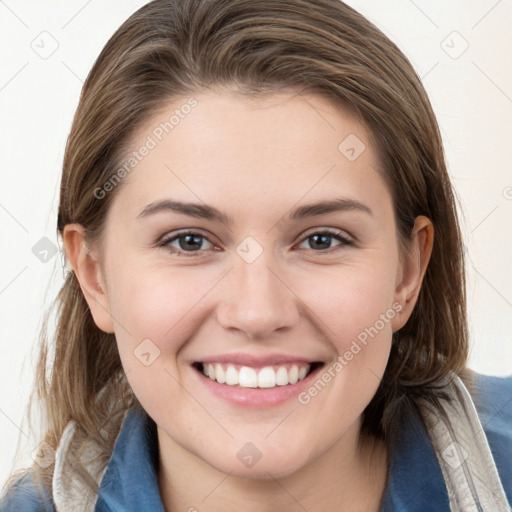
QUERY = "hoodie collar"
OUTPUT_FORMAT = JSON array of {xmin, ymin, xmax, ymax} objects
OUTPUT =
[
  {"xmin": 379, "ymin": 401, "xmax": 450, "ymax": 511},
  {"xmin": 94, "ymin": 403, "xmax": 166, "ymax": 512}
]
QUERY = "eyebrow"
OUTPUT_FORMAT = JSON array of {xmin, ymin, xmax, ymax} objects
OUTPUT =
[{"xmin": 136, "ymin": 197, "xmax": 372, "ymax": 224}]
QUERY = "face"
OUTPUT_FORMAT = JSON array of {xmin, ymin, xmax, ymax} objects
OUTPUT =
[{"xmin": 71, "ymin": 90, "xmax": 423, "ymax": 479}]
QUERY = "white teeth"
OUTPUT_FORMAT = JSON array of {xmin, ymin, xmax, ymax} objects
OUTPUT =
[
  {"xmin": 239, "ymin": 366, "xmax": 258, "ymax": 388},
  {"xmin": 275, "ymin": 366, "xmax": 289, "ymax": 385},
  {"xmin": 288, "ymin": 365, "xmax": 299, "ymax": 384},
  {"xmin": 225, "ymin": 365, "xmax": 239, "ymax": 385},
  {"xmin": 215, "ymin": 363, "xmax": 225, "ymax": 384},
  {"xmin": 258, "ymin": 367, "xmax": 276, "ymax": 388},
  {"xmin": 200, "ymin": 362, "xmax": 311, "ymax": 388}
]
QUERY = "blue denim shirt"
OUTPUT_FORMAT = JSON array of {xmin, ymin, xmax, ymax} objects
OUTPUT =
[{"xmin": 2, "ymin": 373, "xmax": 511, "ymax": 511}]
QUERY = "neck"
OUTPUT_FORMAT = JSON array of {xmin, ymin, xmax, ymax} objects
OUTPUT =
[{"xmin": 157, "ymin": 424, "xmax": 389, "ymax": 512}]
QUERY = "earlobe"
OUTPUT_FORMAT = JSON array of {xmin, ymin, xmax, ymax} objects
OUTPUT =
[
  {"xmin": 391, "ymin": 216, "xmax": 434, "ymax": 332},
  {"xmin": 62, "ymin": 224, "xmax": 115, "ymax": 334}
]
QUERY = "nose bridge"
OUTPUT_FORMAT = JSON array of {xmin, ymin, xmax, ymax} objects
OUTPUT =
[{"xmin": 216, "ymin": 240, "xmax": 300, "ymax": 339}]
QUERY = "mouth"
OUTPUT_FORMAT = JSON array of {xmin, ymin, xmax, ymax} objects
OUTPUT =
[{"xmin": 192, "ymin": 361, "xmax": 325, "ymax": 389}]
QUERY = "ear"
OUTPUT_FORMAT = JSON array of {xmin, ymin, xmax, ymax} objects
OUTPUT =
[
  {"xmin": 391, "ymin": 215, "xmax": 434, "ymax": 332},
  {"xmin": 62, "ymin": 223, "xmax": 115, "ymax": 333}
]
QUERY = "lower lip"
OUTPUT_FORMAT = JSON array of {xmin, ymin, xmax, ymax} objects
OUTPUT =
[{"xmin": 192, "ymin": 364, "xmax": 324, "ymax": 408}]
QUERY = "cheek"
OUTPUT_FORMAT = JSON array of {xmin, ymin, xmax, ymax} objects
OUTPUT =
[
  {"xmin": 105, "ymin": 272, "xmax": 228, "ymax": 450},
  {"xmin": 302, "ymin": 260, "xmax": 397, "ymax": 344},
  {"xmin": 106, "ymin": 263, "xmax": 216, "ymax": 356},
  {"xmin": 107, "ymin": 268, "xmax": 205, "ymax": 407}
]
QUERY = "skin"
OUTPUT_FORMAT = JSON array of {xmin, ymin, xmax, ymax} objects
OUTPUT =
[{"xmin": 64, "ymin": 90, "xmax": 433, "ymax": 511}]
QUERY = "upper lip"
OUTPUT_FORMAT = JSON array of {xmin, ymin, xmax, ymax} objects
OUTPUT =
[{"xmin": 196, "ymin": 353, "xmax": 323, "ymax": 368}]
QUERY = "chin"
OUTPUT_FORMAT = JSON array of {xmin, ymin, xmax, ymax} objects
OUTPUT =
[{"xmin": 203, "ymin": 442, "xmax": 312, "ymax": 481}]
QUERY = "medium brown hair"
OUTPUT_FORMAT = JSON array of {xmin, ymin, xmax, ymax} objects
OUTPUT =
[{"xmin": 3, "ymin": 0, "xmax": 469, "ymax": 501}]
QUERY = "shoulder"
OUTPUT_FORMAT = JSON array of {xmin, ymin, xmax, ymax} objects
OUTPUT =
[
  {"xmin": 467, "ymin": 371, "xmax": 512, "ymax": 502},
  {"xmin": 0, "ymin": 470, "xmax": 55, "ymax": 512}
]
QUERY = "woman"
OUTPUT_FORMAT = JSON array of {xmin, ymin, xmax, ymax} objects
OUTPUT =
[{"xmin": 1, "ymin": 0, "xmax": 511, "ymax": 511}]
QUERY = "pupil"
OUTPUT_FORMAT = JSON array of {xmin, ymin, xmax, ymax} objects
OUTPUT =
[
  {"xmin": 180, "ymin": 234, "xmax": 202, "ymax": 251},
  {"xmin": 310, "ymin": 234, "xmax": 331, "ymax": 250}
]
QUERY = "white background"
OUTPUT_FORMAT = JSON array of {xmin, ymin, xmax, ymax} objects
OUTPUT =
[{"xmin": 1, "ymin": 0, "xmax": 511, "ymax": 487}]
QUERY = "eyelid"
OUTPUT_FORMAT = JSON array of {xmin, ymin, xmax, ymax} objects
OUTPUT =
[
  {"xmin": 299, "ymin": 226, "xmax": 353, "ymax": 243},
  {"xmin": 294, "ymin": 228, "xmax": 354, "ymax": 252},
  {"xmin": 158, "ymin": 227, "xmax": 352, "ymax": 245},
  {"xmin": 158, "ymin": 227, "xmax": 216, "ymax": 244},
  {"xmin": 159, "ymin": 229, "xmax": 217, "ymax": 245},
  {"xmin": 157, "ymin": 230, "xmax": 216, "ymax": 258},
  {"xmin": 158, "ymin": 226, "xmax": 354, "ymax": 257}
]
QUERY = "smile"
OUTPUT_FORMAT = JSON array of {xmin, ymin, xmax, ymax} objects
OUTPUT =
[{"xmin": 193, "ymin": 361, "xmax": 324, "ymax": 389}]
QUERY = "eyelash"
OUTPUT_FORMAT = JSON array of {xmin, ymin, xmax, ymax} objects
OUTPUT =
[{"xmin": 158, "ymin": 228, "xmax": 354, "ymax": 258}]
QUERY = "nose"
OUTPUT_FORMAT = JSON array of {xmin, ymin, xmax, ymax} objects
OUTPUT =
[{"xmin": 215, "ymin": 252, "xmax": 301, "ymax": 340}]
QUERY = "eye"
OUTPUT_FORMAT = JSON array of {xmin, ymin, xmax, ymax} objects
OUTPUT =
[
  {"xmin": 158, "ymin": 228, "xmax": 354, "ymax": 258},
  {"xmin": 159, "ymin": 230, "xmax": 215, "ymax": 257},
  {"xmin": 296, "ymin": 229, "xmax": 353, "ymax": 252}
]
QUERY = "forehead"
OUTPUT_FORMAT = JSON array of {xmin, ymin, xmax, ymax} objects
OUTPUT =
[{"xmin": 109, "ymin": 90, "xmax": 390, "ymax": 222}]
